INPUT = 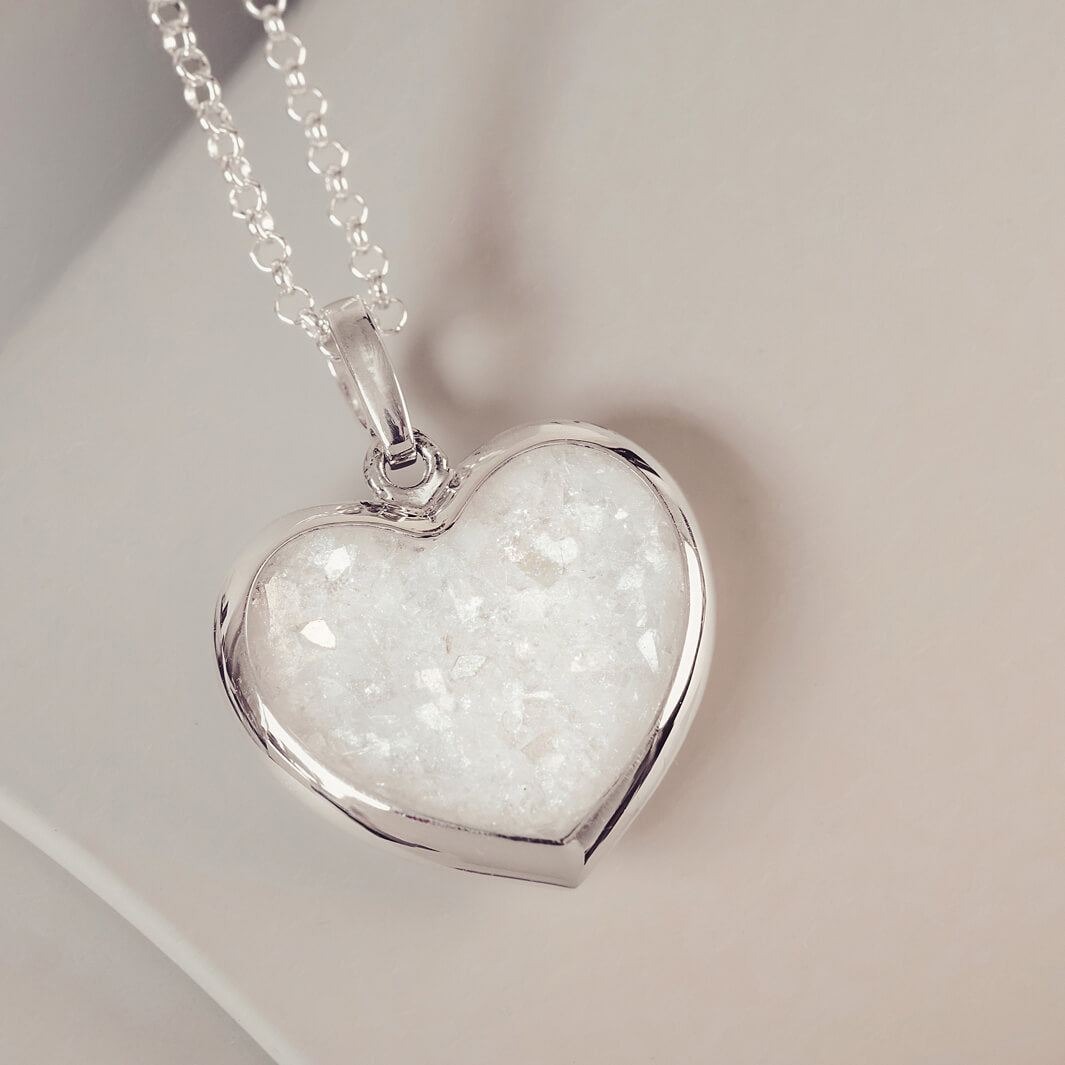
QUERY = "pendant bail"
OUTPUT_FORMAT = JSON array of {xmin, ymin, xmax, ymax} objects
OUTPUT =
[{"xmin": 320, "ymin": 296, "xmax": 418, "ymax": 469}]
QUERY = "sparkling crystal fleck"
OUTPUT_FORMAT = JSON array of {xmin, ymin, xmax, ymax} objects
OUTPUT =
[
  {"xmin": 245, "ymin": 443, "xmax": 689, "ymax": 839},
  {"xmin": 323, "ymin": 547, "xmax": 350, "ymax": 580},
  {"xmin": 451, "ymin": 654, "xmax": 486, "ymax": 680},
  {"xmin": 637, "ymin": 630, "xmax": 660, "ymax": 672},
  {"xmin": 300, "ymin": 619, "xmax": 336, "ymax": 649}
]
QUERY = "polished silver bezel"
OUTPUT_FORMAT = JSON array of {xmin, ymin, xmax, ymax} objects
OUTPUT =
[{"xmin": 215, "ymin": 421, "xmax": 714, "ymax": 887}]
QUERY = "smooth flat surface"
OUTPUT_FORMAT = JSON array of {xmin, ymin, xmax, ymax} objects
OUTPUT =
[
  {"xmin": 0, "ymin": 823, "xmax": 271, "ymax": 1065},
  {"xmin": 2, "ymin": 1, "xmax": 1064, "ymax": 1062},
  {"xmin": 0, "ymin": 0, "xmax": 261, "ymax": 347}
]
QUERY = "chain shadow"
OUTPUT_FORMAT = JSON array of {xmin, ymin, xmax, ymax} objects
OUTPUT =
[{"xmin": 399, "ymin": 3, "xmax": 571, "ymax": 435}]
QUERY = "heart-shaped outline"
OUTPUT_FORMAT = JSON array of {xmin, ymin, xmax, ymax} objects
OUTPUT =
[{"xmin": 216, "ymin": 422, "xmax": 713, "ymax": 886}]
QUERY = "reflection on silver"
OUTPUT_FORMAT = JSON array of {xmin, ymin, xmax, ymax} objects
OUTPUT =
[
  {"xmin": 320, "ymin": 296, "xmax": 417, "ymax": 468},
  {"xmin": 215, "ymin": 422, "xmax": 714, "ymax": 887}
]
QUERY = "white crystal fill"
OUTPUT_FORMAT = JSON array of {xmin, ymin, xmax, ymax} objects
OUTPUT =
[{"xmin": 245, "ymin": 442, "xmax": 689, "ymax": 839}]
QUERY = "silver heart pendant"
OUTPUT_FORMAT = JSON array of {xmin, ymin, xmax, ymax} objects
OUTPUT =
[{"xmin": 216, "ymin": 304, "xmax": 713, "ymax": 886}]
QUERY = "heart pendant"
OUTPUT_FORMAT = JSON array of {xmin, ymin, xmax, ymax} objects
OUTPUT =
[
  {"xmin": 217, "ymin": 423, "xmax": 712, "ymax": 885},
  {"xmin": 215, "ymin": 300, "xmax": 711, "ymax": 886}
]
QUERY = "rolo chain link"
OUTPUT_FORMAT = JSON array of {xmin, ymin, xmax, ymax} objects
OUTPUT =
[{"xmin": 147, "ymin": 0, "xmax": 407, "ymax": 347}]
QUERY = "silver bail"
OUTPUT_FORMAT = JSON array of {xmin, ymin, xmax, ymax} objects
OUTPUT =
[{"xmin": 320, "ymin": 296, "xmax": 418, "ymax": 469}]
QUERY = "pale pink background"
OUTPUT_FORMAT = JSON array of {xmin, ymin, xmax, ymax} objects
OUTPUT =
[{"xmin": 1, "ymin": 2, "xmax": 1063, "ymax": 1062}]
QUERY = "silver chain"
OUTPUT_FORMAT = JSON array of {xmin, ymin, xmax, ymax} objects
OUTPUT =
[{"xmin": 147, "ymin": 0, "xmax": 407, "ymax": 345}]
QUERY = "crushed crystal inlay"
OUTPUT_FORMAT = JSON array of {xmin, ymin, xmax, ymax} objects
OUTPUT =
[{"xmin": 244, "ymin": 443, "xmax": 689, "ymax": 839}]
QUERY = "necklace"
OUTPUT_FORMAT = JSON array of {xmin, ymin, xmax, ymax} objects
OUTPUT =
[{"xmin": 148, "ymin": 0, "xmax": 714, "ymax": 886}]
